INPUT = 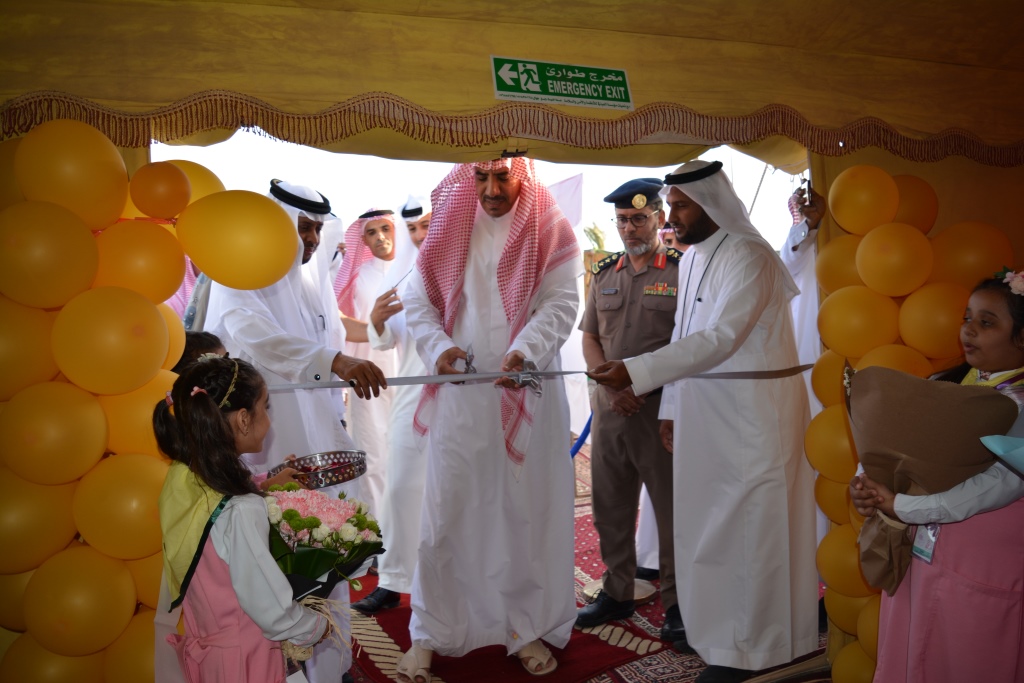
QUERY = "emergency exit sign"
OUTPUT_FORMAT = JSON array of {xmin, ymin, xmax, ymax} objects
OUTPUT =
[{"xmin": 491, "ymin": 56, "xmax": 633, "ymax": 111}]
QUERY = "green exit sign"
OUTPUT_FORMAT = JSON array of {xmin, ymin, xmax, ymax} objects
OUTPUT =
[{"xmin": 491, "ymin": 56, "xmax": 633, "ymax": 111}]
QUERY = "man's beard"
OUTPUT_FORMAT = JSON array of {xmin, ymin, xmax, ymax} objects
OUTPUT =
[
  {"xmin": 675, "ymin": 212, "xmax": 718, "ymax": 245},
  {"xmin": 624, "ymin": 242, "xmax": 653, "ymax": 256}
]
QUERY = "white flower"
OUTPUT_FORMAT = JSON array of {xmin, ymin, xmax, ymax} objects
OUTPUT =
[
  {"xmin": 357, "ymin": 501, "xmax": 369, "ymax": 515},
  {"xmin": 365, "ymin": 513, "xmax": 376, "ymax": 524},
  {"xmin": 267, "ymin": 504, "xmax": 283, "ymax": 525},
  {"xmin": 365, "ymin": 531, "xmax": 380, "ymax": 543},
  {"xmin": 339, "ymin": 523, "xmax": 358, "ymax": 542},
  {"xmin": 312, "ymin": 525, "xmax": 331, "ymax": 542}
]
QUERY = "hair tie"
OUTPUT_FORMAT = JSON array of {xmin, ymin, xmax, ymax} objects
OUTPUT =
[
  {"xmin": 191, "ymin": 386, "xmax": 208, "ymax": 397},
  {"xmin": 219, "ymin": 360, "xmax": 239, "ymax": 409},
  {"xmin": 165, "ymin": 391, "xmax": 174, "ymax": 406}
]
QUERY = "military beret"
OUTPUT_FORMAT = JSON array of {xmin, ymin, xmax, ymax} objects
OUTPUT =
[{"xmin": 603, "ymin": 178, "xmax": 664, "ymax": 210}]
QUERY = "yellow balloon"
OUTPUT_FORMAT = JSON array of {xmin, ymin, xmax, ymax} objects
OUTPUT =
[
  {"xmin": 817, "ymin": 524, "xmax": 877, "ymax": 598},
  {"xmin": 831, "ymin": 640, "xmax": 876, "ymax": 683},
  {"xmin": 848, "ymin": 496, "xmax": 866, "ymax": 534},
  {"xmin": 119, "ymin": 191, "xmax": 147, "ymax": 219},
  {"xmin": 0, "ymin": 138, "xmax": 25, "ymax": 212},
  {"xmin": 129, "ymin": 161, "xmax": 191, "ymax": 219},
  {"xmin": 165, "ymin": 159, "xmax": 226, "ymax": 203},
  {"xmin": 51, "ymin": 287, "xmax": 168, "ymax": 395},
  {"xmin": 0, "ymin": 201, "xmax": 98, "ymax": 309},
  {"xmin": 23, "ymin": 545, "xmax": 136, "ymax": 656},
  {"xmin": 828, "ymin": 165, "xmax": 899, "ymax": 235},
  {"xmin": 931, "ymin": 354, "xmax": 965, "ymax": 373},
  {"xmin": 125, "ymin": 551, "xmax": 162, "ymax": 610},
  {"xmin": 14, "ymin": 120, "xmax": 128, "ymax": 231},
  {"xmin": 818, "ymin": 286, "xmax": 899, "ymax": 358},
  {"xmin": 898, "ymin": 282, "xmax": 970, "ymax": 359},
  {"xmin": 158, "ymin": 304, "xmax": 186, "ymax": 371},
  {"xmin": 0, "ymin": 466, "xmax": 77, "ymax": 574},
  {"xmin": 805, "ymin": 405, "xmax": 859, "ymax": 483},
  {"xmin": 815, "ymin": 234, "xmax": 864, "ymax": 295},
  {"xmin": 855, "ymin": 344, "xmax": 933, "ymax": 379},
  {"xmin": 0, "ymin": 382, "xmax": 107, "ymax": 484},
  {"xmin": 857, "ymin": 594, "xmax": 881, "ymax": 659},
  {"xmin": 72, "ymin": 454, "xmax": 169, "ymax": 560},
  {"xmin": 929, "ymin": 221, "xmax": 1014, "ymax": 290},
  {"xmin": 97, "ymin": 369, "xmax": 177, "ymax": 458},
  {"xmin": 0, "ymin": 295, "xmax": 59, "ymax": 401},
  {"xmin": 823, "ymin": 588, "xmax": 873, "ymax": 635},
  {"xmin": 855, "ymin": 222, "xmax": 933, "ymax": 297},
  {"xmin": 177, "ymin": 190, "xmax": 298, "ymax": 290},
  {"xmin": 0, "ymin": 569, "xmax": 34, "ymax": 631},
  {"xmin": 811, "ymin": 349, "xmax": 856, "ymax": 407},
  {"xmin": 93, "ymin": 222, "xmax": 185, "ymax": 303},
  {"xmin": 0, "ymin": 627, "xmax": 17, "ymax": 662},
  {"xmin": 101, "ymin": 610, "xmax": 154, "ymax": 683},
  {"xmin": 0, "ymin": 633, "xmax": 104, "ymax": 683},
  {"xmin": 892, "ymin": 175, "xmax": 938, "ymax": 234},
  {"xmin": 815, "ymin": 475, "xmax": 851, "ymax": 525}
]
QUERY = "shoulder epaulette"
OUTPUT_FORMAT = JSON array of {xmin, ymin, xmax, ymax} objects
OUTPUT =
[
  {"xmin": 665, "ymin": 247, "xmax": 683, "ymax": 264},
  {"xmin": 591, "ymin": 251, "xmax": 624, "ymax": 274}
]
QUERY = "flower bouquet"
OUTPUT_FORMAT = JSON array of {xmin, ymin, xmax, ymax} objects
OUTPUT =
[{"xmin": 265, "ymin": 484, "xmax": 385, "ymax": 600}]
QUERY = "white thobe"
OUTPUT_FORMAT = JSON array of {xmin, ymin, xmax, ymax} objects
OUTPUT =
[
  {"xmin": 779, "ymin": 218, "xmax": 821, "ymax": 415},
  {"xmin": 367, "ymin": 283, "xmax": 428, "ymax": 594},
  {"xmin": 344, "ymin": 259, "xmax": 397, "ymax": 518},
  {"xmin": 403, "ymin": 205, "xmax": 580, "ymax": 657},
  {"xmin": 635, "ymin": 485, "xmax": 660, "ymax": 569},
  {"xmin": 626, "ymin": 228, "xmax": 818, "ymax": 671}
]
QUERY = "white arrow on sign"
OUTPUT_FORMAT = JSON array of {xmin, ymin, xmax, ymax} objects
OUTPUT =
[{"xmin": 497, "ymin": 63, "xmax": 519, "ymax": 86}]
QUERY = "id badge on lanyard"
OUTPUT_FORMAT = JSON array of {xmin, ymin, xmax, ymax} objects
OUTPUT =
[{"xmin": 910, "ymin": 523, "xmax": 940, "ymax": 564}]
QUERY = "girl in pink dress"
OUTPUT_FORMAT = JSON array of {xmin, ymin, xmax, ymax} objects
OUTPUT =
[
  {"xmin": 852, "ymin": 274, "xmax": 1024, "ymax": 683},
  {"xmin": 155, "ymin": 356, "xmax": 330, "ymax": 683}
]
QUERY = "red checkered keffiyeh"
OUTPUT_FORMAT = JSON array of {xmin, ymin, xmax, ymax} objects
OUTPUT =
[
  {"xmin": 788, "ymin": 192, "xmax": 804, "ymax": 226},
  {"xmin": 413, "ymin": 158, "xmax": 581, "ymax": 467},
  {"xmin": 333, "ymin": 209, "xmax": 395, "ymax": 318}
]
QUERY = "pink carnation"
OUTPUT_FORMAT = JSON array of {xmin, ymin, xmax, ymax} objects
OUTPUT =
[{"xmin": 274, "ymin": 489, "xmax": 359, "ymax": 531}]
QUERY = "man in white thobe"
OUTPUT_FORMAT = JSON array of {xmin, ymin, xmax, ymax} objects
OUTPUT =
[
  {"xmin": 203, "ymin": 179, "xmax": 386, "ymax": 683},
  {"xmin": 397, "ymin": 158, "xmax": 582, "ymax": 680},
  {"xmin": 589, "ymin": 160, "xmax": 818, "ymax": 683},
  {"xmin": 333, "ymin": 208, "xmax": 400, "ymax": 519}
]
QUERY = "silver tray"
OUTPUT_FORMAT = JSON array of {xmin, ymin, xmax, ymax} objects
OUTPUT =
[{"xmin": 267, "ymin": 450, "xmax": 366, "ymax": 490}]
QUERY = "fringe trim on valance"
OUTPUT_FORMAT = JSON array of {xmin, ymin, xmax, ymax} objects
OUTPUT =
[{"xmin": 3, "ymin": 90, "xmax": 1023, "ymax": 166}]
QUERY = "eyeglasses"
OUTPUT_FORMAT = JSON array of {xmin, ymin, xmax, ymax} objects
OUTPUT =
[{"xmin": 612, "ymin": 212, "xmax": 659, "ymax": 229}]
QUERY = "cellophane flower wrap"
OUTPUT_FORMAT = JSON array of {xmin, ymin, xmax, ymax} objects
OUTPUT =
[{"xmin": 265, "ymin": 484, "xmax": 384, "ymax": 596}]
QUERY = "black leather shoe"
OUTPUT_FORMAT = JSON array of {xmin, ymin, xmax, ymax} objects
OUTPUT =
[
  {"xmin": 576, "ymin": 591, "xmax": 635, "ymax": 628},
  {"xmin": 660, "ymin": 604, "xmax": 685, "ymax": 641},
  {"xmin": 635, "ymin": 566, "xmax": 660, "ymax": 581},
  {"xmin": 694, "ymin": 665, "xmax": 757, "ymax": 683},
  {"xmin": 351, "ymin": 586, "xmax": 400, "ymax": 615}
]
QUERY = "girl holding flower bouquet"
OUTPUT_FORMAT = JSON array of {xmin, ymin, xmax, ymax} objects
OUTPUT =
[
  {"xmin": 850, "ymin": 272, "xmax": 1024, "ymax": 683},
  {"xmin": 154, "ymin": 356, "xmax": 332, "ymax": 682}
]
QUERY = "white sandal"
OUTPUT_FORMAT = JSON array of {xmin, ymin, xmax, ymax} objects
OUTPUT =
[
  {"xmin": 395, "ymin": 645, "xmax": 432, "ymax": 683},
  {"xmin": 517, "ymin": 640, "xmax": 557, "ymax": 676}
]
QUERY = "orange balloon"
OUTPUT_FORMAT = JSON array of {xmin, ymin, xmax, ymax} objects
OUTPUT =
[
  {"xmin": 823, "ymin": 588, "xmax": 873, "ymax": 635},
  {"xmin": 176, "ymin": 190, "xmax": 298, "ymax": 290},
  {"xmin": 0, "ymin": 382, "xmax": 107, "ymax": 484},
  {"xmin": 815, "ymin": 234, "xmax": 864, "ymax": 295},
  {"xmin": 14, "ymin": 120, "xmax": 128, "ymax": 230},
  {"xmin": 101, "ymin": 611, "xmax": 154, "ymax": 683},
  {"xmin": 929, "ymin": 221, "xmax": 1014, "ymax": 289},
  {"xmin": 93, "ymin": 222, "xmax": 186, "ymax": 303},
  {"xmin": 898, "ymin": 282, "xmax": 971, "ymax": 358},
  {"xmin": 97, "ymin": 369, "xmax": 177, "ymax": 457},
  {"xmin": 828, "ymin": 165, "xmax": 899, "ymax": 235},
  {"xmin": 0, "ymin": 138, "xmax": 25, "ymax": 212},
  {"xmin": 857, "ymin": 594, "xmax": 881, "ymax": 659},
  {"xmin": 818, "ymin": 286, "xmax": 900, "ymax": 358},
  {"xmin": 0, "ymin": 295, "xmax": 59, "ymax": 401},
  {"xmin": 805, "ymin": 405, "xmax": 859, "ymax": 483},
  {"xmin": 931, "ymin": 354, "xmax": 966, "ymax": 373},
  {"xmin": 848, "ymin": 496, "xmax": 866, "ymax": 534},
  {"xmin": 892, "ymin": 175, "xmax": 938, "ymax": 234},
  {"xmin": 23, "ymin": 545, "xmax": 136, "ymax": 656},
  {"xmin": 855, "ymin": 344, "xmax": 933, "ymax": 379},
  {"xmin": 831, "ymin": 640, "xmax": 876, "ymax": 683},
  {"xmin": 158, "ymin": 304, "xmax": 186, "ymax": 371},
  {"xmin": 0, "ymin": 466, "xmax": 77, "ymax": 574},
  {"xmin": 0, "ymin": 633, "xmax": 104, "ymax": 683},
  {"xmin": 72, "ymin": 454, "xmax": 169, "ymax": 560},
  {"xmin": 817, "ymin": 524, "xmax": 877, "ymax": 597},
  {"xmin": 0, "ymin": 569, "xmax": 34, "ymax": 631},
  {"xmin": 51, "ymin": 287, "xmax": 168, "ymax": 395},
  {"xmin": 129, "ymin": 161, "xmax": 191, "ymax": 219},
  {"xmin": 165, "ymin": 159, "xmax": 225, "ymax": 204},
  {"xmin": 815, "ymin": 475, "xmax": 851, "ymax": 525},
  {"xmin": 126, "ymin": 551, "xmax": 162, "ymax": 610},
  {"xmin": 811, "ymin": 349, "xmax": 854, "ymax": 407},
  {"xmin": 119, "ymin": 191, "xmax": 147, "ymax": 220},
  {"xmin": 855, "ymin": 222, "xmax": 933, "ymax": 297},
  {"xmin": 0, "ymin": 201, "xmax": 98, "ymax": 308}
]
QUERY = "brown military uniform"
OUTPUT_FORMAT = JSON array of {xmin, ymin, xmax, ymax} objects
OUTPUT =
[{"xmin": 580, "ymin": 245, "xmax": 681, "ymax": 608}]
